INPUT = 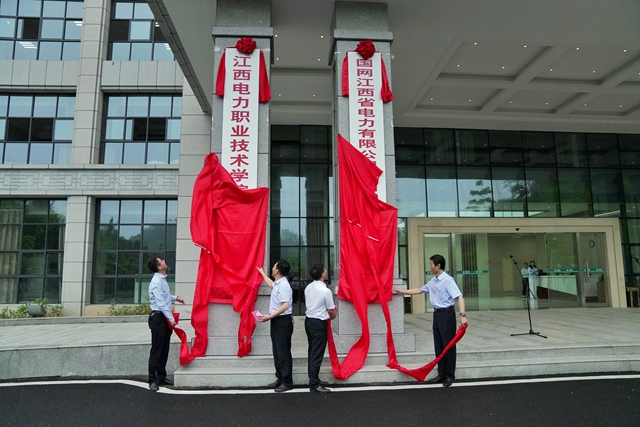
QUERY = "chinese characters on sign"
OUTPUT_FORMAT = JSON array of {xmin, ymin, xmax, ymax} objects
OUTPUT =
[
  {"xmin": 221, "ymin": 48, "xmax": 260, "ymax": 190},
  {"xmin": 348, "ymin": 52, "xmax": 386, "ymax": 201}
]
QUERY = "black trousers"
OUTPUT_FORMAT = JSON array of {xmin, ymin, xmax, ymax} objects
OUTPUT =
[
  {"xmin": 522, "ymin": 278, "xmax": 530, "ymax": 296},
  {"xmin": 148, "ymin": 312, "xmax": 172, "ymax": 383},
  {"xmin": 270, "ymin": 314, "xmax": 293, "ymax": 386},
  {"xmin": 305, "ymin": 317, "xmax": 328, "ymax": 388},
  {"xmin": 433, "ymin": 308, "xmax": 456, "ymax": 379}
]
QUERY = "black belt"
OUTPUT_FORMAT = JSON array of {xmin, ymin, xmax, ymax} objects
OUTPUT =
[{"xmin": 434, "ymin": 306, "xmax": 454, "ymax": 312}]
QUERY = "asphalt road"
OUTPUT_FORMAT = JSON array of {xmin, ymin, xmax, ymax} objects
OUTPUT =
[{"xmin": 1, "ymin": 376, "xmax": 639, "ymax": 427}]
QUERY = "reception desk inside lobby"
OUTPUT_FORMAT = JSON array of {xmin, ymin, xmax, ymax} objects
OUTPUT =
[{"xmin": 537, "ymin": 275, "xmax": 578, "ymax": 296}]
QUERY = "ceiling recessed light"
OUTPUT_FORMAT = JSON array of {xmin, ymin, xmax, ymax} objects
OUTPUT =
[
  {"xmin": 313, "ymin": 94, "xmax": 316, "ymax": 97},
  {"xmin": 584, "ymin": 104, "xmax": 588, "ymax": 107},
  {"xmin": 317, "ymin": 58, "xmax": 321, "ymax": 61},
  {"xmin": 619, "ymin": 105, "xmax": 623, "ymax": 108},
  {"xmin": 550, "ymin": 68, "xmax": 553, "ymax": 71},
  {"xmin": 468, "ymin": 99, "xmax": 472, "ymax": 102},
  {"xmin": 509, "ymin": 101, "xmax": 512, "ymax": 104},
  {"xmin": 545, "ymin": 102, "xmax": 549, "ymax": 105},
  {"xmin": 276, "ymin": 57, "xmax": 279, "ymax": 60},
  {"xmin": 456, "ymin": 64, "xmax": 460, "ymax": 67},
  {"xmin": 592, "ymin": 70, "xmax": 596, "ymax": 73},
  {"xmin": 430, "ymin": 98, "xmax": 434, "ymax": 101},
  {"xmin": 501, "ymin": 66, "xmax": 505, "ymax": 69},
  {"xmin": 274, "ymin": 34, "xmax": 278, "ymax": 37},
  {"xmin": 278, "ymin": 94, "xmax": 281, "ymax": 97},
  {"xmin": 576, "ymin": 47, "xmax": 580, "ymax": 50},
  {"xmin": 623, "ymin": 49, "xmax": 627, "ymax": 53},
  {"xmin": 474, "ymin": 42, "xmax": 477, "ymax": 45},
  {"xmin": 523, "ymin": 45, "xmax": 527, "ymax": 48},
  {"xmin": 320, "ymin": 35, "xmax": 324, "ymax": 39}
]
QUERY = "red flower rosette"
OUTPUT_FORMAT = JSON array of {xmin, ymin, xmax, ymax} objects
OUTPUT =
[
  {"xmin": 355, "ymin": 40, "xmax": 376, "ymax": 59},
  {"xmin": 236, "ymin": 37, "xmax": 257, "ymax": 55}
]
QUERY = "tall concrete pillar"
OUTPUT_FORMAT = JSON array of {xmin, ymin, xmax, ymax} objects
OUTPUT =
[
  {"xmin": 330, "ymin": 2, "xmax": 414, "ymax": 353},
  {"xmin": 203, "ymin": 0, "xmax": 274, "ymax": 355}
]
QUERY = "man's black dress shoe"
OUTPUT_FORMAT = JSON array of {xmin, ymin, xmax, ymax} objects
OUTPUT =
[
  {"xmin": 443, "ymin": 376, "xmax": 454, "ymax": 387},
  {"xmin": 427, "ymin": 375, "xmax": 445, "ymax": 384},
  {"xmin": 159, "ymin": 378, "xmax": 174, "ymax": 386},
  {"xmin": 274, "ymin": 384, "xmax": 293, "ymax": 393},
  {"xmin": 310, "ymin": 385, "xmax": 331, "ymax": 393},
  {"xmin": 268, "ymin": 380, "xmax": 281, "ymax": 388},
  {"xmin": 149, "ymin": 382, "xmax": 159, "ymax": 392}
]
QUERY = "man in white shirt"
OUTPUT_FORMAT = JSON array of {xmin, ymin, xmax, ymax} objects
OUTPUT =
[
  {"xmin": 304, "ymin": 263, "xmax": 336, "ymax": 393},
  {"xmin": 258, "ymin": 259, "xmax": 294, "ymax": 392},
  {"xmin": 393, "ymin": 254, "xmax": 467, "ymax": 387},
  {"xmin": 147, "ymin": 257, "xmax": 185, "ymax": 392}
]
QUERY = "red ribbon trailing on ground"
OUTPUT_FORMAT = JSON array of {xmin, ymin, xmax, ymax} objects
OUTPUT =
[
  {"xmin": 167, "ymin": 313, "xmax": 191, "ymax": 363},
  {"xmin": 327, "ymin": 134, "xmax": 467, "ymax": 381}
]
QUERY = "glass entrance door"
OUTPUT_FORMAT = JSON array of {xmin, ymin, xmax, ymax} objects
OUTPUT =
[
  {"xmin": 579, "ymin": 232, "xmax": 607, "ymax": 307},
  {"xmin": 544, "ymin": 233, "xmax": 580, "ymax": 308}
]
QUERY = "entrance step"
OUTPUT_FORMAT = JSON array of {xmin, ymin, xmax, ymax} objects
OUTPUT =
[{"xmin": 173, "ymin": 344, "xmax": 640, "ymax": 388}]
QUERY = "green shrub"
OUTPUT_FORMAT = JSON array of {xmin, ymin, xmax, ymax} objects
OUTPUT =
[
  {"xmin": 0, "ymin": 305, "xmax": 29, "ymax": 319},
  {"xmin": 107, "ymin": 300, "xmax": 151, "ymax": 316}
]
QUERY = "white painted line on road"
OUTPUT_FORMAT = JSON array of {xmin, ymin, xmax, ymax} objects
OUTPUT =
[{"xmin": 1, "ymin": 374, "xmax": 639, "ymax": 395}]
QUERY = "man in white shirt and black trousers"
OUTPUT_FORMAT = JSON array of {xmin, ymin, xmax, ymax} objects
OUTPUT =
[
  {"xmin": 393, "ymin": 254, "xmax": 468, "ymax": 387},
  {"xmin": 147, "ymin": 257, "xmax": 185, "ymax": 392},
  {"xmin": 304, "ymin": 263, "xmax": 336, "ymax": 393}
]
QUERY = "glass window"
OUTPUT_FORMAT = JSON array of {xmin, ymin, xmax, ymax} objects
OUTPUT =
[
  {"xmin": 591, "ymin": 169, "xmax": 623, "ymax": 218},
  {"xmin": 53, "ymin": 119, "xmax": 73, "ymax": 140},
  {"xmin": 102, "ymin": 95, "xmax": 180, "ymax": 164},
  {"xmin": 0, "ymin": 40, "xmax": 14, "ymax": 59},
  {"xmin": 93, "ymin": 199, "xmax": 177, "ymax": 304},
  {"xmin": 1, "ymin": 94, "xmax": 75, "ymax": 164},
  {"xmin": 52, "ymin": 142, "xmax": 70, "ymax": 163},
  {"xmin": 63, "ymin": 19, "xmax": 81, "ymax": 39},
  {"xmin": 18, "ymin": 0, "xmax": 43, "ymax": 17},
  {"xmin": 424, "ymin": 129, "xmax": 455, "ymax": 165},
  {"xmin": 555, "ymin": 133, "xmax": 587, "ymax": 167},
  {"xmin": 559, "ymin": 169, "xmax": 592, "ymax": 217},
  {"xmin": 43, "ymin": 1, "xmax": 66, "ymax": 18},
  {"xmin": 490, "ymin": 147, "xmax": 522, "ymax": 166},
  {"xmin": 525, "ymin": 168, "xmax": 559, "ymax": 217},
  {"xmin": 40, "ymin": 18, "xmax": 63, "ymax": 38},
  {"xmin": 623, "ymin": 170, "xmax": 640, "ymax": 218},
  {"xmin": 0, "ymin": 198, "xmax": 65, "ymax": 303},
  {"xmin": 455, "ymin": 130, "xmax": 489, "ymax": 166},
  {"xmin": 300, "ymin": 165, "xmax": 330, "ymax": 217},
  {"xmin": 108, "ymin": 0, "xmax": 173, "ymax": 61},
  {"xmin": 271, "ymin": 164, "xmax": 300, "ymax": 217},
  {"xmin": 37, "ymin": 40, "xmax": 61, "ymax": 59},
  {"xmin": 488, "ymin": 131, "xmax": 522, "ymax": 148},
  {"xmin": 300, "ymin": 126, "xmax": 329, "ymax": 163},
  {"xmin": 457, "ymin": 167, "xmax": 491, "ymax": 217},
  {"xmin": 396, "ymin": 165, "xmax": 426, "ymax": 217},
  {"xmin": 0, "ymin": 0, "xmax": 19, "ymax": 15},
  {"xmin": 586, "ymin": 134, "xmax": 619, "ymax": 168},
  {"xmin": 618, "ymin": 134, "xmax": 640, "ymax": 151},
  {"xmin": 0, "ymin": 18, "xmax": 17, "ymax": 38},
  {"xmin": 129, "ymin": 20, "xmax": 150, "ymax": 40},
  {"xmin": 492, "ymin": 168, "xmax": 525, "ymax": 217},
  {"xmin": 61, "ymin": 40, "xmax": 78, "ymax": 59},
  {"xmin": 65, "ymin": 1, "xmax": 83, "ymax": 18},
  {"xmin": 523, "ymin": 132, "xmax": 556, "ymax": 167},
  {"xmin": 426, "ymin": 167, "xmax": 457, "ymax": 217}
]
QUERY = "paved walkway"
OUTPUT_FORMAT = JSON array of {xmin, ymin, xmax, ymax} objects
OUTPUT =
[{"xmin": 1, "ymin": 308, "xmax": 638, "ymax": 353}]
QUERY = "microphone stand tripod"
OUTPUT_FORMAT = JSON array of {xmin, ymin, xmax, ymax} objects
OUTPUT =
[{"xmin": 509, "ymin": 256, "xmax": 547, "ymax": 339}]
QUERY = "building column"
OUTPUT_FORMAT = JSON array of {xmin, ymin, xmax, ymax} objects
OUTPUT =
[
  {"xmin": 61, "ymin": 196, "xmax": 95, "ymax": 316},
  {"xmin": 71, "ymin": 0, "xmax": 109, "ymax": 164},
  {"xmin": 330, "ymin": 2, "xmax": 414, "ymax": 353},
  {"xmin": 200, "ymin": 0, "xmax": 273, "ymax": 355}
]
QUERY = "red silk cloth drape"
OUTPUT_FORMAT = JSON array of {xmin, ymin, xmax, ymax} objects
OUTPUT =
[
  {"xmin": 341, "ymin": 54, "xmax": 394, "ymax": 102},
  {"xmin": 179, "ymin": 153, "xmax": 269, "ymax": 365},
  {"xmin": 327, "ymin": 134, "xmax": 398, "ymax": 379},
  {"xmin": 215, "ymin": 49, "xmax": 271, "ymax": 103},
  {"xmin": 327, "ymin": 135, "xmax": 467, "ymax": 381}
]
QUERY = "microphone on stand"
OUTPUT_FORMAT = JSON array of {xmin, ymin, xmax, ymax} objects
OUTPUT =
[
  {"xmin": 510, "ymin": 255, "xmax": 519, "ymax": 265},
  {"xmin": 632, "ymin": 256, "xmax": 640, "ymax": 265}
]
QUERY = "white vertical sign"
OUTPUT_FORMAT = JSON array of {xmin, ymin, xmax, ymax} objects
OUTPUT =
[
  {"xmin": 221, "ymin": 48, "xmax": 260, "ymax": 190},
  {"xmin": 348, "ymin": 52, "xmax": 386, "ymax": 201}
]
